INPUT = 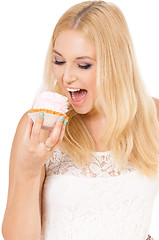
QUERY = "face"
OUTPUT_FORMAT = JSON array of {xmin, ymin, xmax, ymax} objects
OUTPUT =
[{"xmin": 52, "ymin": 30, "xmax": 97, "ymax": 115}]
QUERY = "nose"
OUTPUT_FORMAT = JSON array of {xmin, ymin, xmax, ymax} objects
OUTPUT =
[{"xmin": 63, "ymin": 64, "xmax": 77, "ymax": 84}]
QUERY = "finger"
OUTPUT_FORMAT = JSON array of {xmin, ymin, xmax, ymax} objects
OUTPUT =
[
  {"xmin": 24, "ymin": 115, "xmax": 34, "ymax": 141},
  {"xmin": 56, "ymin": 120, "xmax": 67, "ymax": 145},
  {"xmin": 45, "ymin": 116, "xmax": 65, "ymax": 148},
  {"xmin": 42, "ymin": 123, "xmax": 66, "ymax": 159},
  {"xmin": 30, "ymin": 112, "xmax": 44, "ymax": 143}
]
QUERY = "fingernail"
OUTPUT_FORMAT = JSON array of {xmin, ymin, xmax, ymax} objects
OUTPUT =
[
  {"xmin": 63, "ymin": 119, "xmax": 67, "ymax": 125},
  {"xmin": 39, "ymin": 112, "xmax": 44, "ymax": 118},
  {"xmin": 60, "ymin": 116, "xmax": 64, "ymax": 122}
]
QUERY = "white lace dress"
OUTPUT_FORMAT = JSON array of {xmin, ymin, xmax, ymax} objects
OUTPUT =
[{"xmin": 40, "ymin": 148, "xmax": 159, "ymax": 240}]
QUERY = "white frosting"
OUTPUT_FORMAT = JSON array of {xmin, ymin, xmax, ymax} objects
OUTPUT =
[{"xmin": 33, "ymin": 91, "xmax": 68, "ymax": 114}]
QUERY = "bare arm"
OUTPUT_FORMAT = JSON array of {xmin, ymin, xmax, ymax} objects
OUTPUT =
[
  {"xmin": 2, "ymin": 112, "xmax": 66, "ymax": 240},
  {"xmin": 152, "ymin": 97, "xmax": 159, "ymax": 120}
]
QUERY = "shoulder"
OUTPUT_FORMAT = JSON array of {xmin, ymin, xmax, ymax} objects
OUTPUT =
[
  {"xmin": 12, "ymin": 111, "xmax": 30, "ymax": 143},
  {"xmin": 152, "ymin": 97, "xmax": 159, "ymax": 108},
  {"xmin": 16, "ymin": 111, "xmax": 28, "ymax": 129},
  {"xmin": 152, "ymin": 97, "xmax": 159, "ymax": 120}
]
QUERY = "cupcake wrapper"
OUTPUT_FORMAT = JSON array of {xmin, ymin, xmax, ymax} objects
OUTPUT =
[{"xmin": 28, "ymin": 112, "xmax": 60, "ymax": 130}]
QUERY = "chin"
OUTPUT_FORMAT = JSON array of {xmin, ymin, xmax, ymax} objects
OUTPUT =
[
  {"xmin": 73, "ymin": 108, "xmax": 89, "ymax": 115},
  {"xmin": 71, "ymin": 105, "xmax": 94, "ymax": 115}
]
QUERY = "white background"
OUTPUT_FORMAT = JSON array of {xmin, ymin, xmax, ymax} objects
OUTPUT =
[{"xmin": 0, "ymin": 0, "xmax": 159, "ymax": 239}]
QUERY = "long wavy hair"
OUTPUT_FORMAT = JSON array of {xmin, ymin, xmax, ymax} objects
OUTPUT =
[{"xmin": 42, "ymin": 1, "xmax": 159, "ymax": 178}]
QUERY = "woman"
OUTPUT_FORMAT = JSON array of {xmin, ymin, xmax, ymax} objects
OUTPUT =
[{"xmin": 2, "ymin": 1, "xmax": 159, "ymax": 239}]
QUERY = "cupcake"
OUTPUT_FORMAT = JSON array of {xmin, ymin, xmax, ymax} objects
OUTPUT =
[{"xmin": 28, "ymin": 91, "xmax": 68, "ymax": 130}]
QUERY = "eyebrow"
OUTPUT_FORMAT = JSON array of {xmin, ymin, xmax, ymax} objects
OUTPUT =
[{"xmin": 52, "ymin": 49, "xmax": 96, "ymax": 61}]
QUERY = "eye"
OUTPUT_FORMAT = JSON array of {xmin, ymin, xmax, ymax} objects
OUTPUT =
[
  {"xmin": 78, "ymin": 63, "xmax": 92, "ymax": 69},
  {"xmin": 53, "ymin": 60, "xmax": 66, "ymax": 65}
]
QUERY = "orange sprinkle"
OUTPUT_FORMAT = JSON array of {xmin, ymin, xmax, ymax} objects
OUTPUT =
[{"xmin": 28, "ymin": 108, "xmax": 69, "ymax": 120}]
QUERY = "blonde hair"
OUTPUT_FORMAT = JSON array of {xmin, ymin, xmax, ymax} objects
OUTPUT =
[{"xmin": 43, "ymin": 1, "xmax": 159, "ymax": 178}]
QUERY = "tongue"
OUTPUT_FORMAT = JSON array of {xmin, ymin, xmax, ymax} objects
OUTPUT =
[{"xmin": 73, "ymin": 89, "xmax": 87, "ymax": 102}]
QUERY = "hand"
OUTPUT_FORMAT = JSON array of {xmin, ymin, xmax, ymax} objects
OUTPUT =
[
  {"xmin": 17, "ymin": 112, "xmax": 66, "ymax": 177},
  {"xmin": 146, "ymin": 235, "xmax": 154, "ymax": 240}
]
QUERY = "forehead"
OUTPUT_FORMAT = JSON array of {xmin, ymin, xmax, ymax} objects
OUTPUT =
[{"xmin": 54, "ymin": 30, "xmax": 96, "ymax": 58}]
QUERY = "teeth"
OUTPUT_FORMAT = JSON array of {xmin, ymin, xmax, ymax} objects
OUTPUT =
[
  {"xmin": 71, "ymin": 92, "xmax": 77, "ymax": 102},
  {"xmin": 66, "ymin": 88, "xmax": 81, "ymax": 92}
]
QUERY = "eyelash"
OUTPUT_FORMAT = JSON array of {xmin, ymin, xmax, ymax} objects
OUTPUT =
[{"xmin": 53, "ymin": 60, "xmax": 92, "ymax": 69}]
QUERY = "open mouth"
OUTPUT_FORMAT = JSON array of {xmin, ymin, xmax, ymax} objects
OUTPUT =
[{"xmin": 66, "ymin": 88, "xmax": 88, "ymax": 103}]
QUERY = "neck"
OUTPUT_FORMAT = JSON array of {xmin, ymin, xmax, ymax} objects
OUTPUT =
[{"xmin": 81, "ymin": 112, "xmax": 110, "ymax": 152}]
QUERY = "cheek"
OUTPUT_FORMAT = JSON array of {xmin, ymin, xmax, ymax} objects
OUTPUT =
[
  {"xmin": 56, "ymin": 78, "xmax": 63, "ymax": 89},
  {"xmin": 89, "ymin": 72, "xmax": 96, "ymax": 89},
  {"xmin": 91, "ymin": 76, "xmax": 97, "ymax": 98},
  {"xmin": 53, "ymin": 66, "xmax": 63, "ymax": 81}
]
